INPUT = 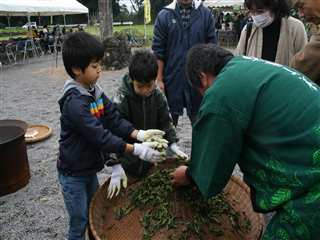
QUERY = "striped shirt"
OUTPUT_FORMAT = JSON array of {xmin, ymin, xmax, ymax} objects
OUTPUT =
[{"xmin": 177, "ymin": 2, "xmax": 195, "ymax": 28}]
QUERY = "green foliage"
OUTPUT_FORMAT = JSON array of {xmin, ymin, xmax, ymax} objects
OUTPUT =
[
  {"xmin": 130, "ymin": 0, "xmax": 172, "ymax": 24},
  {"xmin": 78, "ymin": 0, "xmax": 98, "ymax": 13},
  {"xmin": 151, "ymin": 0, "xmax": 171, "ymax": 22},
  {"xmin": 0, "ymin": 0, "xmax": 171, "ymax": 28},
  {"xmin": 0, "ymin": 24, "xmax": 154, "ymax": 42},
  {"xmin": 87, "ymin": 24, "xmax": 153, "ymax": 39},
  {"xmin": 114, "ymin": 169, "xmax": 252, "ymax": 240}
]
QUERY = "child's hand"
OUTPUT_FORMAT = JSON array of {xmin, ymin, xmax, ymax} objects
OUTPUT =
[
  {"xmin": 133, "ymin": 143, "xmax": 163, "ymax": 163},
  {"xmin": 142, "ymin": 140, "xmax": 168, "ymax": 150},
  {"xmin": 167, "ymin": 143, "xmax": 189, "ymax": 161},
  {"xmin": 107, "ymin": 164, "xmax": 127, "ymax": 199},
  {"xmin": 136, "ymin": 129, "xmax": 165, "ymax": 142}
]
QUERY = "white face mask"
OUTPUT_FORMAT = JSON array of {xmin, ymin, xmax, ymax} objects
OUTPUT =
[{"xmin": 252, "ymin": 11, "xmax": 274, "ymax": 28}]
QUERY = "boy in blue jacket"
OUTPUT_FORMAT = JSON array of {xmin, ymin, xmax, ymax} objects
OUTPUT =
[{"xmin": 58, "ymin": 32, "xmax": 164, "ymax": 240}]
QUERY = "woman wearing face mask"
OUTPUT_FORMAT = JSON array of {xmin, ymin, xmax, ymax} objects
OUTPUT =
[{"xmin": 235, "ymin": 0, "xmax": 307, "ymax": 66}]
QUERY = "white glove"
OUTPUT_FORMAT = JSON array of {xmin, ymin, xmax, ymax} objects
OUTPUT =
[
  {"xmin": 143, "ymin": 141, "xmax": 167, "ymax": 161},
  {"xmin": 107, "ymin": 164, "xmax": 127, "ymax": 199},
  {"xmin": 136, "ymin": 129, "xmax": 165, "ymax": 142},
  {"xmin": 142, "ymin": 139, "xmax": 168, "ymax": 150},
  {"xmin": 133, "ymin": 143, "xmax": 162, "ymax": 163},
  {"xmin": 168, "ymin": 143, "xmax": 189, "ymax": 161}
]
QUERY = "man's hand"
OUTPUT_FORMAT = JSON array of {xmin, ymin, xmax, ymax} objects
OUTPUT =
[
  {"xmin": 156, "ymin": 59, "xmax": 165, "ymax": 92},
  {"xmin": 133, "ymin": 143, "xmax": 163, "ymax": 163},
  {"xmin": 170, "ymin": 165, "xmax": 191, "ymax": 186},
  {"xmin": 168, "ymin": 143, "xmax": 189, "ymax": 161},
  {"xmin": 136, "ymin": 129, "xmax": 165, "ymax": 142},
  {"xmin": 157, "ymin": 78, "xmax": 165, "ymax": 92},
  {"xmin": 107, "ymin": 164, "xmax": 127, "ymax": 199}
]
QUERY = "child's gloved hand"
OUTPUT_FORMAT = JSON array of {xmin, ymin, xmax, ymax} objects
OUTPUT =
[
  {"xmin": 167, "ymin": 143, "xmax": 189, "ymax": 161},
  {"xmin": 133, "ymin": 143, "xmax": 162, "ymax": 163},
  {"xmin": 143, "ymin": 141, "xmax": 167, "ymax": 162},
  {"xmin": 107, "ymin": 164, "xmax": 127, "ymax": 199},
  {"xmin": 136, "ymin": 129, "xmax": 165, "ymax": 142},
  {"xmin": 143, "ymin": 139, "xmax": 168, "ymax": 150}
]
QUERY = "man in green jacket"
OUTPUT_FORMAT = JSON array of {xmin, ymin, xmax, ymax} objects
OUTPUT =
[
  {"xmin": 171, "ymin": 44, "xmax": 320, "ymax": 239},
  {"xmin": 113, "ymin": 50, "xmax": 188, "ymax": 178}
]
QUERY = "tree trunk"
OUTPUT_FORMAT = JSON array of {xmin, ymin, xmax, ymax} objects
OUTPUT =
[{"xmin": 98, "ymin": 0, "xmax": 113, "ymax": 40}]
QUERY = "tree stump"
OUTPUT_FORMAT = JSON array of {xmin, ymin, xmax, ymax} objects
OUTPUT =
[{"xmin": 102, "ymin": 34, "xmax": 131, "ymax": 70}]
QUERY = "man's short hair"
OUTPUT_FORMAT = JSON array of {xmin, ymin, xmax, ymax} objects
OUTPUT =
[
  {"xmin": 186, "ymin": 44, "xmax": 234, "ymax": 88},
  {"xmin": 129, "ymin": 50, "xmax": 158, "ymax": 84},
  {"xmin": 62, "ymin": 32, "xmax": 104, "ymax": 79}
]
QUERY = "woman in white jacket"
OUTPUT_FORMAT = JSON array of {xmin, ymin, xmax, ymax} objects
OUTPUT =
[{"xmin": 235, "ymin": 0, "xmax": 307, "ymax": 66}]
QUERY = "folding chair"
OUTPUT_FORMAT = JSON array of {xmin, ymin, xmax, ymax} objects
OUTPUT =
[
  {"xmin": 22, "ymin": 39, "xmax": 37, "ymax": 63},
  {"xmin": 5, "ymin": 42, "xmax": 17, "ymax": 64},
  {"xmin": 33, "ymin": 39, "xmax": 44, "ymax": 56}
]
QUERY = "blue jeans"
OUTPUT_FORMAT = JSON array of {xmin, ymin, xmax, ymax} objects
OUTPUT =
[{"xmin": 58, "ymin": 173, "xmax": 99, "ymax": 240}]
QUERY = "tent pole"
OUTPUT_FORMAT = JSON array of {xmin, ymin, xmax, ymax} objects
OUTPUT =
[
  {"xmin": 7, "ymin": 15, "xmax": 11, "ymax": 37},
  {"xmin": 51, "ymin": 16, "xmax": 53, "ymax": 25},
  {"xmin": 63, "ymin": 15, "xmax": 66, "ymax": 25},
  {"xmin": 7, "ymin": 15, "xmax": 10, "ymax": 28},
  {"xmin": 38, "ymin": 12, "xmax": 41, "ymax": 26},
  {"xmin": 87, "ymin": 13, "xmax": 89, "ymax": 27}
]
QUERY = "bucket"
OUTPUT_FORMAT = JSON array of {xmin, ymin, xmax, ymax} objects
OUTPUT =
[{"xmin": 0, "ymin": 119, "xmax": 30, "ymax": 196}]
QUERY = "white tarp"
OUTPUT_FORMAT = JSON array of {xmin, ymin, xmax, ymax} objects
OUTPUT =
[
  {"xmin": 0, "ymin": 0, "xmax": 88, "ymax": 16},
  {"xmin": 204, "ymin": 0, "xmax": 244, "ymax": 7}
]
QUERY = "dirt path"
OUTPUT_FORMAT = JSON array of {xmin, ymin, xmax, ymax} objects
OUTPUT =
[{"xmin": 0, "ymin": 54, "xmax": 196, "ymax": 240}]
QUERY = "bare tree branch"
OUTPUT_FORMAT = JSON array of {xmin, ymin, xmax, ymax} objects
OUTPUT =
[{"xmin": 129, "ymin": 0, "xmax": 138, "ymax": 12}]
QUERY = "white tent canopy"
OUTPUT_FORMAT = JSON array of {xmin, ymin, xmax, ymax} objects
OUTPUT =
[
  {"xmin": 0, "ymin": 0, "xmax": 88, "ymax": 16},
  {"xmin": 204, "ymin": 0, "xmax": 244, "ymax": 7}
]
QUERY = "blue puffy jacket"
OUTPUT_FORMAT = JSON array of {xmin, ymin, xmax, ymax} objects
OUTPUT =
[
  {"xmin": 58, "ymin": 80, "xmax": 134, "ymax": 176},
  {"xmin": 152, "ymin": 0, "xmax": 217, "ymax": 116}
]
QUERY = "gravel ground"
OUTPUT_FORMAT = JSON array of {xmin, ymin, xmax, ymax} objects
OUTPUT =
[{"xmin": 0, "ymin": 52, "xmax": 243, "ymax": 240}]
